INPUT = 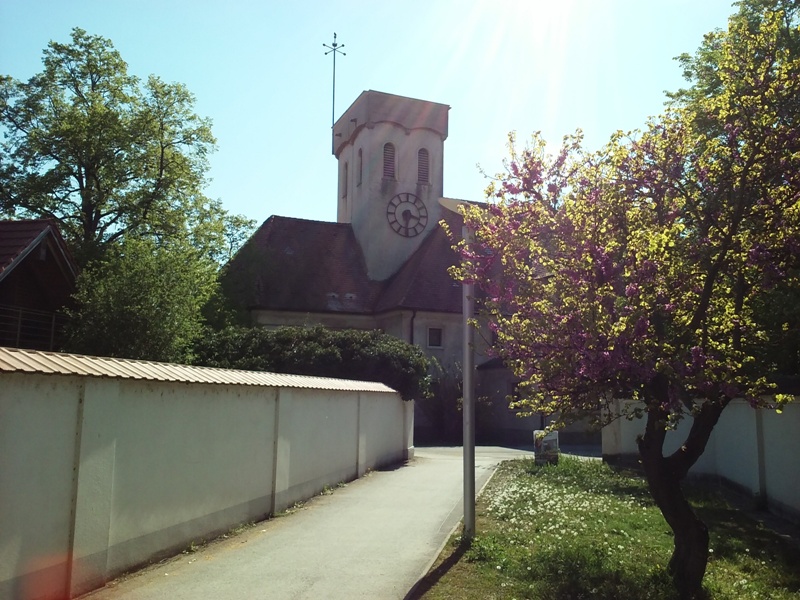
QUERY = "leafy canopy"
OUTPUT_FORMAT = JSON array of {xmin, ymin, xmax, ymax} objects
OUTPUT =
[
  {"xmin": 63, "ymin": 235, "xmax": 219, "ymax": 363},
  {"xmin": 1, "ymin": 28, "xmax": 256, "ymax": 362},
  {"xmin": 0, "ymin": 28, "xmax": 228, "ymax": 267},
  {"xmin": 456, "ymin": 0, "xmax": 800, "ymax": 427},
  {"xmin": 453, "ymin": 1, "xmax": 800, "ymax": 594}
]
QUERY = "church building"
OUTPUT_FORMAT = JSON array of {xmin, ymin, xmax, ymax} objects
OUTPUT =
[{"xmin": 223, "ymin": 90, "xmax": 545, "ymax": 443}]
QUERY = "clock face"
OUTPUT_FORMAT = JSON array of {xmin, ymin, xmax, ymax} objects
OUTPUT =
[{"xmin": 387, "ymin": 193, "xmax": 428, "ymax": 237}]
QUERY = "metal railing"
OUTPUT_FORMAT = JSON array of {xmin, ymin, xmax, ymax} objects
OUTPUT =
[{"xmin": 0, "ymin": 304, "xmax": 66, "ymax": 351}]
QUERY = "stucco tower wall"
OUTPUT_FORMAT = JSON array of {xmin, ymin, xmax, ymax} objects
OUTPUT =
[{"xmin": 333, "ymin": 91, "xmax": 449, "ymax": 281}]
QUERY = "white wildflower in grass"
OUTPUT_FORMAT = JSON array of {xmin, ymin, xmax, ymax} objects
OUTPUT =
[
  {"xmin": 483, "ymin": 455, "xmax": 656, "ymax": 558},
  {"xmin": 442, "ymin": 454, "xmax": 799, "ymax": 600}
]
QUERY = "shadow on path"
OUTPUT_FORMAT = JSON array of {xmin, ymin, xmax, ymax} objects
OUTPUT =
[{"xmin": 403, "ymin": 540, "xmax": 468, "ymax": 600}]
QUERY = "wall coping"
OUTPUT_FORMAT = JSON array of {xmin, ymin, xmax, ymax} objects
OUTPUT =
[{"xmin": 0, "ymin": 346, "xmax": 396, "ymax": 393}]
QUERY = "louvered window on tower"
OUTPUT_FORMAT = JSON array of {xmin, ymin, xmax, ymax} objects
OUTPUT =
[
  {"xmin": 418, "ymin": 148, "xmax": 429, "ymax": 183},
  {"xmin": 383, "ymin": 143, "xmax": 396, "ymax": 179}
]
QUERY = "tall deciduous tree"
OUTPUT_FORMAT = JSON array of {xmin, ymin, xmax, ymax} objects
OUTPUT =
[
  {"xmin": 1, "ymin": 29, "xmax": 256, "ymax": 361},
  {"xmin": 0, "ymin": 28, "xmax": 219, "ymax": 267},
  {"xmin": 454, "ymin": 1, "xmax": 800, "ymax": 596}
]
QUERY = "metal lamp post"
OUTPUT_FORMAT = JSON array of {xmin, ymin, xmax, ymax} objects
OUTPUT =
[{"xmin": 439, "ymin": 197, "xmax": 476, "ymax": 540}]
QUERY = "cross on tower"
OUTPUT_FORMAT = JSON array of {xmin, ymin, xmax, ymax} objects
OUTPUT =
[{"xmin": 323, "ymin": 33, "xmax": 346, "ymax": 128}]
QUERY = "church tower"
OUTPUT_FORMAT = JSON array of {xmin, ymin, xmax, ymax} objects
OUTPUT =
[{"xmin": 332, "ymin": 91, "xmax": 449, "ymax": 281}]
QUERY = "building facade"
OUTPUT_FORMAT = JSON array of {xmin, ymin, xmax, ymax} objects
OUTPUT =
[{"xmin": 223, "ymin": 90, "xmax": 549, "ymax": 443}]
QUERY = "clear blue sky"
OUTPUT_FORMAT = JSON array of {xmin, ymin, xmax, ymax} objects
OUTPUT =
[{"xmin": 1, "ymin": 1, "xmax": 738, "ymax": 226}]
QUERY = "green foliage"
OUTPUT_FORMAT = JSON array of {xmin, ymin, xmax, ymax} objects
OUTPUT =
[
  {"xmin": 667, "ymin": 0, "xmax": 800, "ymax": 384},
  {"xmin": 455, "ymin": 0, "xmax": 800, "ymax": 422},
  {"xmin": 193, "ymin": 325, "xmax": 432, "ymax": 400},
  {"xmin": 464, "ymin": 533, "xmax": 512, "ymax": 564},
  {"xmin": 63, "ymin": 236, "xmax": 218, "ymax": 362},
  {"xmin": 0, "ymin": 27, "xmax": 254, "ymax": 268},
  {"xmin": 452, "ymin": 2, "xmax": 800, "ymax": 594},
  {"xmin": 419, "ymin": 457, "xmax": 800, "ymax": 599},
  {"xmin": 751, "ymin": 275, "xmax": 800, "ymax": 378},
  {"xmin": 0, "ymin": 28, "xmax": 256, "ymax": 362}
]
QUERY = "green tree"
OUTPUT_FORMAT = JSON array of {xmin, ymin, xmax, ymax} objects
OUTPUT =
[
  {"xmin": 670, "ymin": 0, "xmax": 800, "ymax": 381},
  {"xmin": 454, "ymin": 1, "xmax": 800, "ymax": 596},
  {"xmin": 193, "ymin": 325, "xmax": 432, "ymax": 401},
  {"xmin": 1, "ymin": 28, "xmax": 256, "ymax": 361},
  {"xmin": 0, "ymin": 28, "xmax": 219, "ymax": 267},
  {"xmin": 63, "ymin": 235, "xmax": 218, "ymax": 362}
]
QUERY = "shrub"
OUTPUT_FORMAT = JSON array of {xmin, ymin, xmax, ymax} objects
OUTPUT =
[{"xmin": 193, "ymin": 325, "xmax": 431, "ymax": 400}]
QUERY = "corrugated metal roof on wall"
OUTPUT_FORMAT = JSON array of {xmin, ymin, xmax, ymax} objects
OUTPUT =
[{"xmin": 0, "ymin": 346, "xmax": 396, "ymax": 393}]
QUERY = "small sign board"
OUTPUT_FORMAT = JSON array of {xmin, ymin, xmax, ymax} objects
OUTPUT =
[{"xmin": 533, "ymin": 430, "xmax": 559, "ymax": 464}]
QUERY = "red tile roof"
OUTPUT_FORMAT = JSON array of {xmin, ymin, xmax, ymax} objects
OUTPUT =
[
  {"xmin": 0, "ymin": 219, "xmax": 77, "ymax": 282},
  {"xmin": 224, "ymin": 212, "xmax": 465, "ymax": 315},
  {"xmin": 377, "ymin": 211, "xmax": 463, "ymax": 313},
  {"xmin": 224, "ymin": 216, "xmax": 383, "ymax": 313}
]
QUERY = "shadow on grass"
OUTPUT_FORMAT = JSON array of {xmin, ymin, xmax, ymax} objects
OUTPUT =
[
  {"xmin": 517, "ymin": 543, "xmax": 691, "ymax": 600},
  {"xmin": 698, "ymin": 504, "xmax": 800, "ymax": 590},
  {"xmin": 403, "ymin": 539, "xmax": 469, "ymax": 600}
]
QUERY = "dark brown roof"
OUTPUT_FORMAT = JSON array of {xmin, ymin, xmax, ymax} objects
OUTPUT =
[
  {"xmin": 377, "ymin": 210, "xmax": 463, "ymax": 313},
  {"xmin": 0, "ymin": 219, "xmax": 77, "ymax": 283},
  {"xmin": 223, "ymin": 213, "xmax": 464, "ymax": 315},
  {"xmin": 223, "ymin": 216, "xmax": 383, "ymax": 314}
]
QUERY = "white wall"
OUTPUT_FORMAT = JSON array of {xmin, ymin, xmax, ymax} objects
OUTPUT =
[
  {"xmin": 762, "ymin": 407, "xmax": 800, "ymax": 516},
  {"xmin": 602, "ymin": 399, "xmax": 799, "ymax": 521},
  {"xmin": 276, "ymin": 389, "xmax": 358, "ymax": 509},
  {"xmin": 0, "ymin": 371, "xmax": 411, "ymax": 600},
  {"xmin": 0, "ymin": 375, "xmax": 81, "ymax": 600}
]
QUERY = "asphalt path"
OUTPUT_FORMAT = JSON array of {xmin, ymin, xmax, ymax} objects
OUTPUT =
[{"xmin": 79, "ymin": 446, "xmax": 535, "ymax": 600}]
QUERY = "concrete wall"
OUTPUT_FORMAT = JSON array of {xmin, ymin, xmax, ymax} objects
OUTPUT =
[
  {"xmin": 602, "ymin": 399, "xmax": 799, "ymax": 522},
  {"xmin": 0, "ymin": 375, "xmax": 80, "ymax": 600},
  {"xmin": 410, "ymin": 311, "xmax": 464, "ymax": 371},
  {"xmin": 0, "ymin": 372, "xmax": 412, "ymax": 600}
]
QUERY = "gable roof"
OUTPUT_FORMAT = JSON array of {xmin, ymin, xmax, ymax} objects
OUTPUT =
[
  {"xmin": 0, "ymin": 219, "xmax": 77, "ymax": 284},
  {"xmin": 223, "ymin": 215, "xmax": 384, "ymax": 314},
  {"xmin": 223, "ymin": 212, "xmax": 465, "ymax": 316},
  {"xmin": 376, "ymin": 210, "xmax": 463, "ymax": 313}
]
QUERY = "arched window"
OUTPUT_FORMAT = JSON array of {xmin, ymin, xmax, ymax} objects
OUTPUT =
[
  {"xmin": 357, "ymin": 148, "xmax": 363, "ymax": 185},
  {"xmin": 417, "ymin": 148, "xmax": 429, "ymax": 184},
  {"xmin": 342, "ymin": 162, "xmax": 348, "ymax": 198},
  {"xmin": 383, "ymin": 143, "xmax": 396, "ymax": 179}
]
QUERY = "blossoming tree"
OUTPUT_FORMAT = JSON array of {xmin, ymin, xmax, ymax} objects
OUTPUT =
[{"xmin": 454, "ymin": 2, "xmax": 800, "ymax": 596}]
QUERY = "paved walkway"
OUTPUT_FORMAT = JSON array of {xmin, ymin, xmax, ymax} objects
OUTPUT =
[{"xmin": 79, "ymin": 446, "xmax": 535, "ymax": 600}]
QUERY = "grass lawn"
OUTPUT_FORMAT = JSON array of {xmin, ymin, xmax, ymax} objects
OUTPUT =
[{"xmin": 410, "ymin": 455, "xmax": 800, "ymax": 600}]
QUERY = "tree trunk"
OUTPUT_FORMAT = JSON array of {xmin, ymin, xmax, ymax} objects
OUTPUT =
[
  {"xmin": 640, "ymin": 445, "xmax": 709, "ymax": 599},
  {"xmin": 636, "ymin": 389, "xmax": 725, "ymax": 600}
]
